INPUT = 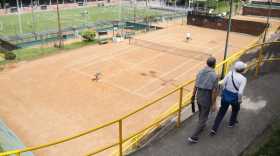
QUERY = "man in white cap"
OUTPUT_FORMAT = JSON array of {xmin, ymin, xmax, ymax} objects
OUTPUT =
[{"xmin": 210, "ymin": 61, "xmax": 247, "ymax": 136}]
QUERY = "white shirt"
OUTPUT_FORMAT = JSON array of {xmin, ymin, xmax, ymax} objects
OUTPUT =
[
  {"xmin": 187, "ymin": 32, "xmax": 191, "ymax": 38},
  {"xmin": 220, "ymin": 70, "xmax": 247, "ymax": 101}
]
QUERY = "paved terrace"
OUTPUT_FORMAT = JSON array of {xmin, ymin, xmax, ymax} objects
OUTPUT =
[{"xmin": 130, "ymin": 43, "xmax": 280, "ymax": 156}]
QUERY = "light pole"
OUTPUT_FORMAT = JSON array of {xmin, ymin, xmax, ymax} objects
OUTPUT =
[
  {"xmin": 134, "ymin": 0, "xmax": 136, "ymax": 23},
  {"xmin": 263, "ymin": 0, "xmax": 272, "ymax": 43},
  {"xmin": 119, "ymin": 0, "xmax": 122, "ymax": 21},
  {"xmin": 255, "ymin": 0, "xmax": 272, "ymax": 76},
  {"xmin": 221, "ymin": 0, "xmax": 233, "ymax": 78},
  {"xmin": 16, "ymin": 0, "xmax": 23, "ymax": 34},
  {"xmin": 56, "ymin": 0, "xmax": 63, "ymax": 48},
  {"xmin": 20, "ymin": 0, "xmax": 23, "ymax": 8},
  {"xmin": 31, "ymin": 0, "xmax": 37, "ymax": 40}
]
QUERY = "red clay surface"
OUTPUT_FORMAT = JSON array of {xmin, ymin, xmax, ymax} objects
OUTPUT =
[{"xmin": 0, "ymin": 17, "xmax": 273, "ymax": 156}]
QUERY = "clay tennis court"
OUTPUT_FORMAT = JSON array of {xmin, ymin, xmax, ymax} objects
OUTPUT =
[{"xmin": 0, "ymin": 18, "xmax": 266, "ymax": 156}]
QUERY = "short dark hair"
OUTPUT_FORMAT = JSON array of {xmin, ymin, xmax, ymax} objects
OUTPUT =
[
  {"xmin": 236, "ymin": 68, "xmax": 245, "ymax": 73},
  {"xmin": 207, "ymin": 57, "xmax": 216, "ymax": 68}
]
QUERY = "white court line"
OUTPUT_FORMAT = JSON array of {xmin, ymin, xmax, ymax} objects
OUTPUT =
[
  {"xmin": 171, "ymin": 62, "xmax": 205, "ymax": 82},
  {"xmin": 69, "ymin": 68, "xmax": 147, "ymax": 98},
  {"xmin": 143, "ymin": 61, "xmax": 204, "ymax": 98},
  {"xmin": 75, "ymin": 46, "xmax": 135, "ymax": 70},
  {"xmin": 167, "ymin": 47, "xmax": 224, "ymax": 82},
  {"xmin": 66, "ymin": 46, "xmax": 133, "ymax": 69},
  {"xmin": 101, "ymin": 79, "xmax": 147, "ymax": 99},
  {"xmin": 144, "ymin": 48, "xmax": 223, "ymax": 97},
  {"xmin": 133, "ymin": 59, "xmax": 196, "ymax": 93},
  {"xmin": 103, "ymin": 53, "xmax": 165, "ymax": 80}
]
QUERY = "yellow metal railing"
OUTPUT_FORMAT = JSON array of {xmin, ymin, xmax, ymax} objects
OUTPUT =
[{"xmin": 0, "ymin": 39, "xmax": 280, "ymax": 156}]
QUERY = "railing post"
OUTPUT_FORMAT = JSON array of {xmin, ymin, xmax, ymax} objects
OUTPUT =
[
  {"xmin": 255, "ymin": 44, "xmax": 264, "ymax": 77},
  {"xmin": 177, "ymin": 87, "xmax": 184, "ymax": 128},
  {"xmin": 222, "ymin": 62, "xmax": 228, "ymax": 78},
  {"xmin": 118, "ymin": 120, "xmax": 123, "ymax": 156}
]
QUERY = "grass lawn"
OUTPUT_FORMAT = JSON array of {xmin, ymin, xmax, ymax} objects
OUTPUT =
[
  {"xmin": 0, "ymin": 5, "xmax": 166, "ymax": 36},
  {"xmin": 0, "ymin": 40, "xmax": 98, "ymax": 65}
]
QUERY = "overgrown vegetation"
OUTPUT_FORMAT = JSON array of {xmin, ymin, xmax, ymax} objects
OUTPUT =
[
  {"xmin": 246, "ymin": 122, "xmax": 280, "ymax": 156},
  {"xmin": 180, "ymin": 0, "xmax": 241, "ymax": 14},
  {"xmin": 4, "ymin": 52, "xmax": 16, "ymax": 60},
  {"xmin": 252, "ymin": 125, "xmax": 280, "ymax": 156}
]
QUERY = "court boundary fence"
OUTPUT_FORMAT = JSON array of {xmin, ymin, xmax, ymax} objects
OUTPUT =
[{"xmin": 0, "ymin": 29, "xmax": 280, "ymax": 156}]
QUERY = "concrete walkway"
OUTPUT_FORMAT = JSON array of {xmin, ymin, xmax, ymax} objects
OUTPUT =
[{"xmin": 130, "ymin": 45, "xmax": 280, "ymax": 156}]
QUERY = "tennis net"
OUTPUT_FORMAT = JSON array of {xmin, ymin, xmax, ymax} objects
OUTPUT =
[{"xmin": 130, "ymin": 38, "xmax": 211, "ymax": 60}]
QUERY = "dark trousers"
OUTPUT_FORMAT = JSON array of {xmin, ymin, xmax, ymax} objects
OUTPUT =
[
  {"xmin": 212, "ymin": 99, "xmax": 240, "ymax": 132},
  {"xmin": 191, "ymin": 103, "xmax": 211, "ymax": 139}
]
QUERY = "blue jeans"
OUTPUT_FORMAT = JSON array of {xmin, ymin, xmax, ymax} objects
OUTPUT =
[{"xmin": 212, "ymin": 99, "xmax": 240, "ymax": 132}]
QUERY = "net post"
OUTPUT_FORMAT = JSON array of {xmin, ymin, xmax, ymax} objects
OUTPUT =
[
  {"xmin": 176, "ymin": 87, "xmax": 184, "ymax": 128},
  {"xmin": 129, "ymin": 37, "xmax": 131, "ymax": 45},
  {"xmin": 118, "ymin": 120, "xmax": 123, "ymax": 156}
]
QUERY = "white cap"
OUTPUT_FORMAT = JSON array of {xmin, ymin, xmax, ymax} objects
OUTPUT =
[{"xmin": 234, "ymin": 61, "xmax": 247, "ymax": 71}]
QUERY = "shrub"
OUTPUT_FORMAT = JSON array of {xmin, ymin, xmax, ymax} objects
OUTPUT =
[
  {"xmin": 116, "ymin": 33, "xmax": 121, "ymax": 38},
  {"xmin": 0, "ymin": 52, "xmax": 5, "ymax": 62},
  {"xmin": 80, "ymin": 29, "xmax": 96, "ymax": 41},
  {"xmin": 5, "ymin": 52, "xmax": 16, "ymax": 60}
]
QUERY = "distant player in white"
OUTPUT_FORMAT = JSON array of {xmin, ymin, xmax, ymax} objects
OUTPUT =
[{"xmin": 186, "ymin": 32, "xmax": 191, "ymax": 41}]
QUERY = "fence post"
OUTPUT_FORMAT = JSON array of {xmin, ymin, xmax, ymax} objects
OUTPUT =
[
  {"xmin": 118, "ymin": 120, "xmax": 123, "ymax": 156},
  {"xmin": 177, "ymin": 87, "xmax": 184, "ymax": 128},
  {"xmin": 255, "ymin": 44, "xmax": 264, "ymax": 77}
]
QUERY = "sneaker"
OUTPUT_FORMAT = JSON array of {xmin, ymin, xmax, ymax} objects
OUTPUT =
[
  {"xmin": 228, "ymin": 121, "xmax": 239, "ymax": 128},
  {"xmin": 209, "ymin": 130, "xmax": 217, "ymax": 136},
  {"xmin": 188, "ymin": 137, "xmax": 198, "ymax": 143}
]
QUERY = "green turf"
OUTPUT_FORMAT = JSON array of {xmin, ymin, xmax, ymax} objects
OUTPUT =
[
  {"xmin": 0, "ymin": 5, "xmax": 166, "ymax": 36},
  {"xmin": 0, "ymin": 40, "xmax": 98, "ymax": 65}
]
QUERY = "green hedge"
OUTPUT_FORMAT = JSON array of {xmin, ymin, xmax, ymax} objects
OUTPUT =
[
  {"xmin": 4, "ymin": 52, "xmax": 16, "ymax": 60},
  {"xmin": 0, "ymin": 40, "xmax": 98, "ymax": 65},
  {"xmin": 80, "ymin": 29, "xmax": 96, "ymax": 41}
]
